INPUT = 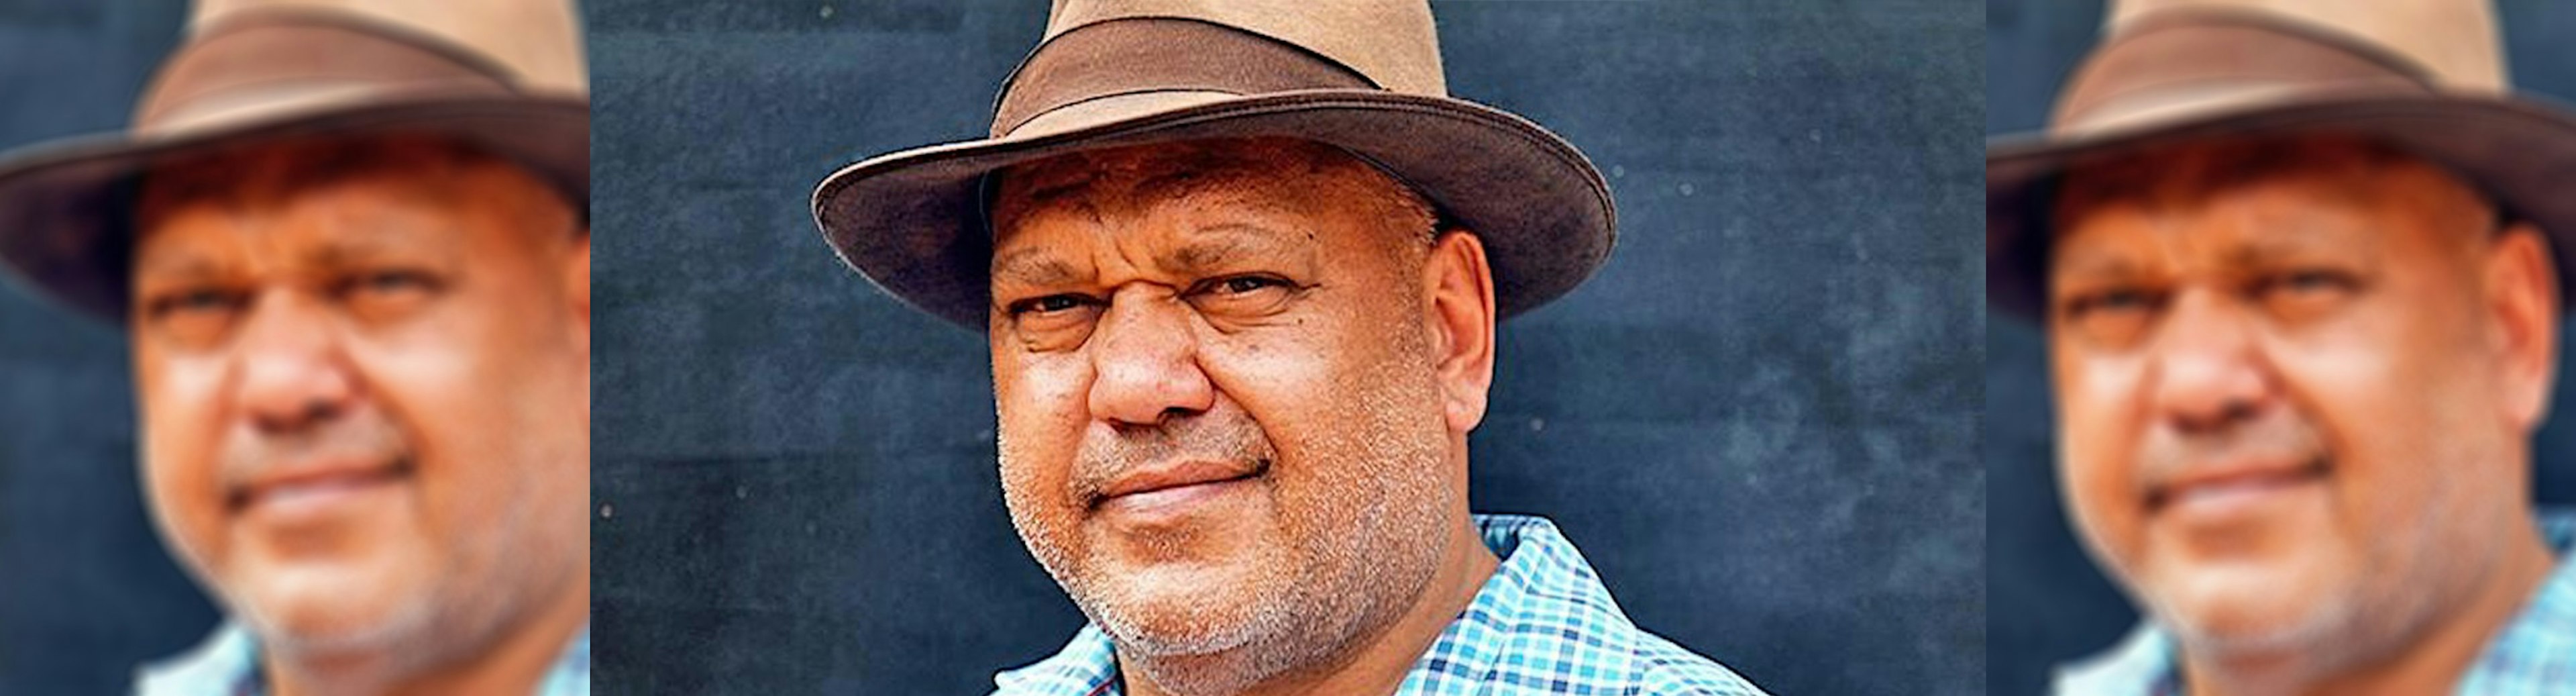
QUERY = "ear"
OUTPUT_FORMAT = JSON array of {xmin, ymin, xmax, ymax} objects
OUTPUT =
[
  {"xmin": 2487, "ymin": 221, "xmax": 2558, "ymax": 430},
  {"xmin": 1422, "ymin": 229, "xmax": 1497, "ymax": 435},
  {"xmin": 566, "ymin": 230, "xmax": 592, "ymax": 354}
]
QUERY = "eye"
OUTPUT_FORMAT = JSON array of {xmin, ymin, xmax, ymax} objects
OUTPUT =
[
  {"xmin": 1001, "ymin": 292, "xmax": 1106, "ymax": 350},
  {"xmin": 2056, "ymin": 285, "xmax": 2165, "ymax": 348},
  {"xmin": 2253, "ymin": 268, "xmax": 2360, "ymax": 319},
  {"xmin": 1209, "ymin": 275, "xmax": 1286, "ymax": 295},
  {"xmin": 2269, "ymin": 269, "xmax": 2355, "ymax": 294},
  {"xmin": 334, "ymin": 268, "xmax": 444, "ymax": 321},
  {"xmin": 347, "ymin": 270, "xmax": 437, "ymax": 295},
  {"xmin": 1007, "ymin": 293, "xmax": 1101, "ymax": 317},
  {"xmin": 2062, "ymin": 287, "xmax": 2160, "ymax": 318},
  {"xmin": 142, "ymin": 285, "xmax": 252, "ymax": 348},
  {"xmin": 150, "ymin": 287, "xmax": 246, "ymax": 317}
]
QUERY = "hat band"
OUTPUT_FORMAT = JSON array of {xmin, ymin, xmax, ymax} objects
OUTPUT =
[
  {"xmin": 990, "ymin": 17, "xmax": 1378, "ymax": 139},
  {"xmin": 136, "ymin": 10, "xmax": 519, "ymax": 137},
  {"xmin": 2051, "ymin": 11, "xmax": 2439, "ymax": 135}
]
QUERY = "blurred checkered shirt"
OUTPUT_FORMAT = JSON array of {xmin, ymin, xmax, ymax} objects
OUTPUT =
[
  {"xmin": 991, "ymin": 513, "xmax": 1768, "ymax": 695},
  {"xmin": 2056, "ymin": 509, "xmax": 2576, "ymax": 695},
  {"xmin": 133, "ymin": 622, "xmax": 588, "ymax": 696}
]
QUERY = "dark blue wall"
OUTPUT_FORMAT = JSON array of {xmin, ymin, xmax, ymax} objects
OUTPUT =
[
  {"xmin": 1984, "ymin": 2, "xmax": 2576, "ymax": 695},
  {"xmin": 590, "ymin": 1, "xmax": 1982, "ymax": 695},
  {"xmin": 0, "ymin": 2, "xmax": 220, "ymax": 695}
]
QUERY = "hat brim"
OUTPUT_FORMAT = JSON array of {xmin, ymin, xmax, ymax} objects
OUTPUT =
[
  {"xmin": 1988, "ymin": 92, "xmax": 2576, "ymax": 321},
  {"xmin": 811, "ymin": 89, "xmax": 1615, "ymax": 329},
  {"xmin": 0, "ymin": 91, "xmax": 588, "ymax": 322}
]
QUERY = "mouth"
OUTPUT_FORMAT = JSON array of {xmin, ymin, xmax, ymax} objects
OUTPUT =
[
  {"xmin": 227, "ymin": 455, "xmax": 414, "ymax": 516},
  {"xmin": 1090, "ymin": 458, "xmax": 1271, "ymax": 515},
  {"xmin": 2145, "ymin": 455, "xmax": 2329, "ymax": 517}
]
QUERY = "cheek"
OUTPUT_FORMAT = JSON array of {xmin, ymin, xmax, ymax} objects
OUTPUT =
[
  {"xmin": 137, "ymin": 353, "xmax": 233, "ymax": 570},
  {"xmin": 2054, "ymin": 352, "xmax": 2149, "ymax": 556},
  {"xmin": 2266, "ymin": 307, "xmax": 2455, "ymax": 498},
  {"xmin": 993, "ymin": 354, "xmax": 1089, "ymax": 515},
  {"xmin": 352, "ymin": 295, "xmax": 561, "ymax": 529}
]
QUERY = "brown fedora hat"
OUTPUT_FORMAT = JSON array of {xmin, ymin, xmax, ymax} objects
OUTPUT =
[
  {"xmin": 811, "ymin": 0, "xmax": 1615, "ymax": 328},
  {"xmin": 1987, "ymin": 0, "xmax": 2576, "ymax": 319},
  {"xmin": 0, "ymin": 0, "xmax": 589, "ymax": 321}
]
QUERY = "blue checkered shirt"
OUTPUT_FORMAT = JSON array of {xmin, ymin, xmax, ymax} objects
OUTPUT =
[
  {"xmin": 992, "ymin": 513, "xmax": 1767, "ymax": 695},
  {"xmin": 2056, "ymin": 509, "xmax": 2576, "ymax": 695},
  {"xmin": 133, "ymin": 620, "xmax": 590, "ymax": 696}
]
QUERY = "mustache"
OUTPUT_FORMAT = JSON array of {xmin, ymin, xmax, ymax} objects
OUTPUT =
[
  {"xmin": 220, "ymin": 408, "xmax": 411, "ymax": 495},
  {"xmin": 1070, "ymin": 412, "xmax": 1277, "ymax": 507},
  {"xmin": 2136, "ymin": 407, "xmax": 2328, "ymax": 493}
]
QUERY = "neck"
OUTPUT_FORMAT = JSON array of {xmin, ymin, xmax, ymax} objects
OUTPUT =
[
  {"xmin": 267, "ymin": 575, "xmax": 591, "ymax": 696},
  {"xmin": 2181, "ymin": 521, "xmax": 2557, "ymax": 696},
  {"xmin": 1124, "ymin": 517, "xmax": 1499, "ymax": 696}
]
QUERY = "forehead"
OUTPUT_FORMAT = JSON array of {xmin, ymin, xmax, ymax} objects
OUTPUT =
[
  {"xmin": 131, "ymin": 134, "xmax": 567, "ymax": 253},
  {"xmin": 2049, "ymin": 135, "xmax": 2491, "ymax": 256},
  {"xmin": 989, "ymin": 137, "xmax": 1401, "ymax": 228}
]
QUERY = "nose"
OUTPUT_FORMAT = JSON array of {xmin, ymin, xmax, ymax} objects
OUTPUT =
[
  {"xmin": 1086, "ymin": 289, "xmax": 1215, "ymax": 428},
  {"xmin": 2149, "ymin": 289, "xmax": 2275, "ymax": 435},
  {"xmin": 231, "ymin": 291, "xmax": 360, "ymax": 435}
]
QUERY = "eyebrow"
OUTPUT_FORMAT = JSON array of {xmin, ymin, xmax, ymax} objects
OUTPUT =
[
  {"xmin": 133, "ymin": 211, "xmax": 464, "ymax": 286},
  {"xmin": 2049, "ymin": 246, "xmax": 2147, "ymax": 285},
  {"xmin": 2052, "ymin": 228, "xmax": 2363, "ymax": 285},
  {"xmin": 987, "ymin": 221, "xmax": 1313, "ymax": 291},
  {"xmin": 305, "ymin": 228, "xmax": 439, "ymax": 269},
  {"xmin": 991, "ymin": 245, "xmax": 1085, "ymax": 287},
  {"xmin": 131, "ymin": 250, "xmax": 231, "ymax": 286},
  {"xmin": 1165, "ymin": 225, "xmax": 1277, "ymax": 274}
]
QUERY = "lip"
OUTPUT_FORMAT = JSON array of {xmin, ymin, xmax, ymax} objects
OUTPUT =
[
  {"xmin": 1092, "ymin": 458, "xmax": 1267, "ymax": 513},
  {"xmin": 229, "ymin": 455, "xmax": 411, "ymax": 516},
  {"xmin": 2146, "ymin": 455, "xmax": 2328, "ymax": 517}
]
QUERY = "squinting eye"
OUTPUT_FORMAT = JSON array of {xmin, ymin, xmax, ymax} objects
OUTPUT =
[
  {"xmin": 2065, "ymin": 288, "xmax": 2159, "ymax": 317},
  {"xmin": 142, "ymin": 285, "xmax": 251, "ymax": 348},
  {"xmin": 2253, "ymin": 268, "xmax": 2360, "ymax": 320},
  {"xmin": 2056, "ymin": 285, "xmax": 2165, "ymax": 349},
  {"xmin": 347, "ymin": 270, "xmax": 436, "ymax": 296},
  {"xmin": 335, "ymin": 268, "xmax": 444, "ymax": 323},
  {"xmin": 1009, "ymin": 293, "xmax": 1097, "ymax": 316},
  {"xmin": 2273, "ymin": 270, "xmax": 2353, "ymax": 294},
  {"xmin": 153, "ymin": 288, "xmax": 245, "ymax": 317},
  {"xmin": 1189, "ymin": 274, "xmax": 1297, "ymax": 299},
  {"xmin": 1212, "ymin": 276, "xmax": 1285, "ymax": 295}
]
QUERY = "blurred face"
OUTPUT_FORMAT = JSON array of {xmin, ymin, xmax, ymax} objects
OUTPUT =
[
  {"xmin": 129, "ymin": 134, "xmax": 592, "ymax": 664},
  {"xmin": 2047, "ymin": 135, "xmax": 2556, "ymax": 664},
  {"xmin": 987, "ymin": 138, "xmax": 1474, "ymax": 689}
]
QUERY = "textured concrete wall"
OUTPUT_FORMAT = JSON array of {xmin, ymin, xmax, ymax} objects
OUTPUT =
[
  {"xmin": 588, "ymin": 1, "xmax": 1984, "ymax": 694},
  {"xmin": 1985, "ymin": 2, "xmax": 2576, "ymax": 694},
  {"xmin": 0, "ymin": 2, "xmax": 218, "ymax": 694}
]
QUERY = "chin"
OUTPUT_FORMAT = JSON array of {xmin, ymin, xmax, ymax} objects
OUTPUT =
[
  {"xmin": 233, "ymin": 564, "xmax": 439, "ymax": 656},
  {"xmin": 2151, "ymin": 565, "xmax": 2358, "ymax": 659},
  {"xmin": 1081, "ymin": 566, "xmax": 1281, "ymax": 658}
]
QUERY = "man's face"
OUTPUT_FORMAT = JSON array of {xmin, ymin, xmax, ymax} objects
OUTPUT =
[
  {"xmin": 2047, "ymin": 136, "xmax": 2556, "ymax": 661},
  {"xmin": 985, "ymin": 138, "xmax": 1478, "ymax": 683},
  {"xmin": 129, "ymin": 134, "xmax": 591, "ymax": 660}
]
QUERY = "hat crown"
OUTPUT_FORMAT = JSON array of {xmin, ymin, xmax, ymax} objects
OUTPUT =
[
  {"xmin": 2106, "ymin": 0, "xmax": 2504, "ymax": 90},
  {"xmin": 1040, "ymin": 0, "xmax": 1447, "ymax": 97},
  {"xmin": 191, "ymin": 0, "xmax": 587, "ymax": 95}
]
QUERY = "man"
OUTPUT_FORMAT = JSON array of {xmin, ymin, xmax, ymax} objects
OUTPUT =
[
  {"xmin": 1986, "ymin": 0, "xmax": 2576, "ymax": 693},
  {"xmin": 0, "ymin": 1, "xmax": 592, "ymax": 694},
  {"xmin": 810, "ymin": 1, "xmax": 1764, "ymax": 695}
]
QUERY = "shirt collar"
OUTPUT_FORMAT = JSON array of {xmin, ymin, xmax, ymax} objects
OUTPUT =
[
  {"xmin": 2058, "ymin": 509, "xmax": 2576, "ymax": 695},
  {"xmin": 136, "ymin": 620, "xmax": 594, "ymax": 696}
]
